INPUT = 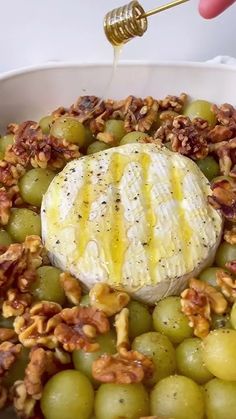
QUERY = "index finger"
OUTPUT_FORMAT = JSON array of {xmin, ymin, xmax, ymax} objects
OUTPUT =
[{"xmin": 199, "ymin": 0, "xmax": 235, "ymax": 18}]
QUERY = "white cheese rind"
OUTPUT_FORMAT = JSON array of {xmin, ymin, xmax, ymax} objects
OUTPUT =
[{"xmin": 41, "ymin": 143, "xmax": 222, "ymax": 304}]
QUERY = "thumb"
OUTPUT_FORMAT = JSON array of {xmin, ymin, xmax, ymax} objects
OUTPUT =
[{"xmin": 199, "ymin": 0, "xmax": 235, "ymax": 18}]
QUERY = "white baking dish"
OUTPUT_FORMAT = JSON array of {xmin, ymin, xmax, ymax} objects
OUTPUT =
[{"xmin": 0, "ymin": 62, "xmax": 236, "ymax": 132}]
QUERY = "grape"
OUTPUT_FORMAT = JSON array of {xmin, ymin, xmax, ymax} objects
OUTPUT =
[
  {"xmin": 230, "ymin": 302, "xmax": 236, "ymax": 329},
  {"xmin": 127, "ymin": 300, "xmax": 153, "ymax": 340},
  {"xmin": 3, "ymin": 347, "xmax": 29, "ymax": 387},
  {"xmin": 215, "ymin": 241, "xmax": 236, "ymax": 268},
  {"xmin": 211, "ymin": 313, "xmax": 231, "ymax": 330},
  {"xmin": 0, "ymin": 230, "xmax": 12, "ymax": 247},
  {"xmin": 196, "ymin": 156, "xmax": 220, "ymax": 181},
  {"xmin": 150, "ymin": 375, "xmax": 204, "ymax": 419},
  {"xmin": 40, "ymin": 370, "xmax": 94, "ymax": 419},
  {"xmin": 184, "ymin": 100, "xmax": 216, "ymax": 126},
  {"xmin": 39, "ymin": 115, "xmax": 54, "ymax": 134},
  {"xmin": 80, "ymin": 294, "xmax": 90, "ymax": 307},
  {"xmin": 204, "ymin": 378, "xmax": 236, "ymax": 419},
  {"xmin": 95, "ymin": 383, "xmax": 149, "ymax": 419},
  {"xmin": 199, "ymin": 266, "xmax": 222, "ymax": 288},
  {"xmin": 202, "ymin": 329, "xmax": 236, "ymax": 380},
  {"xmin": 30, "ymin": 266, "xmax": 65, "ymax": 305},
  {"xmin": 119, "ymin": 131, "xmax": 149, "ymax": 145},
  {"xmin": 152, "ymin": 296, "xmax": 193, "ymax": 344},
  {"xmin": 176, "ymin": 337, "xmax": 213, "ymax": 384},
  {"xmin": 132, "ymin": 332, "xmax": 176, "ymax": 386},
  {"xmin": 72, "ymin": 331, "xmax": 116, "ymax": 385},
  {"xmin": 0, "ymin": 134, "xmax": 14, "ymax": 155},
  {"xmin": 104, "ymin": 120, "xmax": 126, "ymax": 143},
  {"xmin": 87, "ymin": 141, "xmax": 110, "ymax": 154},
  {"xmin": 6, "ymin": 208, "xmax": 41, "ymax": 242},
  {"xmin": 19, "ymin": 168, "xmax": 55, "ymax": 207},
  {"xmin": 50, "ymin": 116, "xmax": 86, "ymax": 147}
]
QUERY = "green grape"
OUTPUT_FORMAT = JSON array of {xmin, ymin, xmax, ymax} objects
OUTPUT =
[
  {"xmin": 6, "ymin": 208, "xmax": 41, "ymax": 242},
  {"xmin": 132, "ymin": 332, "xmax": 176, "ymax": 386},
  {"xmin": 215, "ymin": 242, "xmax": 236, "ymax": 268},
  {"xmin": 87, "ymin": 141, "xmax": 110, "ymax": 155},
  {"xmin": 0, "ymin": 134, "xmax": 14, "ymax": 154},
  {"xmin": 50, "ymin": 116, "xmax": 86, "ymax": 147},
  {"xmin": 204, "ymin": 378, "xmax": 236, "ymax": 419},
  {"xmin": 0, "ymin": 150, "xmax": 4, "ymax": 160},
  {"xmin": 104, "ymin": 119, "xmax": 126, "ymax": 144},
  {"xmin": 184, "ymin": 100, "xmax": 216, "ymax": 126},
  {"xmin": 196, "ymin": 156, "xmax": 220, "ymax": 181},
  {"xmin": 211, "ymin": 313, "xmax": 231, "ymax": 330},
  {"xmin": 31, "ymin": 266, "xmax": 65, "ymax": 305},
  {"xmin": 152, "ymin": 296, "xmax": 193, "ymax": 344},
  {"xmin": 0, "ymin": 315, "xmax": 14, "ymax": 329},
  {"xmin": 0, "ymin": 230, "xmax": 12, "ymax": 247},
  {"xmin": 128, "ymin": 300, "xmax": 152, "ymax": 340},
  {"xmin": 39, "ymin": 115, "xmax": 54, "ymax": 134},
  {"xmin": 202, "ymin": 329, "xmax": 236, "ymax": 380},
  {"xmin": 41, "ymin": 370, "xmax": 94, "ymax": 419},
  {"xmin": 119, "ymin": 131, "xmax": 149, "ymax": 145},
  {"xmin": 176, "ymin": 337, "xmax": 213, "ymax": 384},
  {"xmin": 150, "ymin": 375, "xmax": 204, "ymax": 419},
  {"xmin": 3, "ymin": 347, "xmax": 29, "ymax": 387},
  {"xmin": 72, "ymin": 331, "xmax": 116, "ymax": 385},
  {"xmin": 80, "ymin": 294, "xmax": 90, "ymax": 307},
  {"xmin": 19, "ymin": 168, "xmax": 55, "ymax": 207},
  {"xmin": 84, "ymin": 127, "xmax": 95, "ymax": 148},
  {"xmin": 230, "ymin": 302, "xmax": 236, "ymax": 329},
  {"xmin": 95, "ymin": 383, "xmax": 149, "ymax": 419},
  {"xmin": 199, "ymin": 266, "xmax": 223, "ymax": 288}
]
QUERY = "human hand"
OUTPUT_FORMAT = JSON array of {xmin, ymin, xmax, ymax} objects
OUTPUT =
[{"xmin": 199, "ymin": 0, "xmax": 235, "ymax": 18}]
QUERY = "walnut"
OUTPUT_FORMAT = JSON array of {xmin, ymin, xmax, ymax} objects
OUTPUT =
[
  {"xmin": 96, "ymin": 132, "xmax": 117, "ymax": 145},
  {"xmin": 0, "ymin": 187, "xmax": 12, "ymax": 225},
  {"xmin": 224, "ymin": 224, "xmax": 236, "ymax": 245},
  {"xmin": 123, "ymin": 96, "xmax": 159, "ymax": 132},
  {"xmin": 0, "ymin": 341, "xmax": 22, "ymax": 376},
  {"xmin": 54, "ymin": 347, "xmax": 71, "ymax": 365},
  {"xmin": 207, "ymin": 125, "xmax": 233, "ymax": 143},
  {"xmin": 181, "ymin": 278, "xmax": 227, "ymax": 338},
  {"xmin": 14, "ymin": 301, "xmax": 62, "ymax": 349},
  {"xmin": 2, "ymin": 288, "xmax": 32, "ymax": 317},
  {"xmin": 0, "ymin": 328, "xmax": 17, "ymax": 342},
  {"xmin": 0, "ymin": 385, "xmax": 7, "ymax": 409},
  {"xmin": 155, "ymin": 115, "xmax": 208, "ymax": 159},
  {"xmin": 92, "ymin": 347, "xmax": 154, "ymax": 384},
  {"xmin": 54, "ymin": 306, "xmax": 110, "ymax": 352},
  {"xmin": 70, "ymin": 96, "xmax": 106, "ymax": 123},
  {"xmin": 89, "ymin": 283, "xmax": 130, "ymax": 317},
  {"xmin": 24, "ymin": 347, "xmax": 60, "ymax": 400},
  {"xmin": 6, "ymin": 120, "xmax": 80, "ymax": 170},
  {"xmin": 60, "ymin": 272, "xmax": 81, "ymax": 305},
  {"xmin": 158, "ymin": 93, "xmax": 187, "ymax": 113},
  {"xmin": 209, "ymin": 136, "xmax": 236, "ymax": 175},
  {"xmin": 115, "ymin": 308, "xmax": 130, "ymax": 350},
  {"xmin": 0, "ymin": 160, "xmax": 25, "ymax": 187},
  {"xmin": 11, "ymin": 380, "xmax": 36, "ymax": 418},
  {"xmin": 216, "ymin": 270, "xmax": 236, "ymax": 302},
  {"xmin": 208, "ymin": 178, "xmax": 236, "ymax": 221},
  {"xmin": 212, "ymin": 103, "xmax": 236, "ymax": 131},
  {"xmin": 0, "ymin": 235, "xmax": 43, "ymax": 293}
]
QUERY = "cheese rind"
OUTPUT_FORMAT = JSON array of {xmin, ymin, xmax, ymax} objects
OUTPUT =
[{"xmin": 41, "ymin": 143, "xmax": 222, "ymax": 304}]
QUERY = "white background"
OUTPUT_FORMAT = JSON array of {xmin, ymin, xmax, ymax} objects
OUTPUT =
[{"xmin": 0, "ymin": 0, "xmax": 235, "ymax": 73}]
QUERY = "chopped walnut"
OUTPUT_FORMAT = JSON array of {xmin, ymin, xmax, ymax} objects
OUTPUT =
[
  {"xmin": 0, "ymin": 160, "xmax": 25, "ymax": 187},
  {"xmin": 60, "ymin": 272, "xmax": 81, "ymax": 305},
  {"xmin": 212, "ymin": 103, "xmax": 236, "ymax": 131},
  {"xmin": 24, "ymin": 347, "xmax": 60, "ymax": 400},
  {"xmin": 54, "ymin": 306, "xmax": 110, "ymax": 352},
  {"xmin": 115, "ymin": 308, "xmax": 130, "ymax": 351},
  {"xmin": 70, "ymin": 96, "xmax": 107, "ymax": 123},
  {"xmin": 11, "ymin": 380, "xmax": 36, "ymax": 418},
  {"xmin": 2, "ymin": 288, "xmax": 32, "ymax": 317},
  {"xmin": 224, "ymin": 224, "xmax": 236, "ymax": 244},
  {"xmin": 92, "ymin": 346, "xmax": 154, "ymax": 384},
  {"xmin": 89, "ymin": 283, "xmax": 130, "ymax": 317},
  {"xmin": 0, "ymin": 187, "xmax": 12, "ymax": 225},
  {"xmin": 54, "ymin": 347, "xmax": 71, "ymax": 365},
  {"xmin": 123, "ymin": 96, "xmax": 159, "ymax": 132},
  {"xmin": 0, "ymin": 235, "xmax": 43, "ymax": 292},
  {"xmin": 216, "ymin": 270, "xmax": 236, "ymax": 302},
  {"xmin": 5, "ymin": 121, "xmax": 80, "ymax": 170},
  {"xmin": 158, "ymin": 93, "xmax": 187, "ymax": 113},
  {"xmin": 209, "ymin": 137, "xmax": 236, "ymax": 175},
  {"xmin": 0, "ymin": 328, "xmax": 17, "ymax": 342},
  {"xmin": 155, "ymin": 115, "xmax": 208, "ymax": 159},
  {"xmin": 207, "ymin": 125, "xmax": 233, "ymax": 143},
  {"xmin": 96, "ymin": 132, "xmax": 117, "ymax": 145},
  {"xmin": 181, "ymin": 278, "xmax": 227, "ymax": 338},
  {"xmin": 209, "ymin": 178, "xmax": 236, "ymax": 221},
  {"xmin": 0, "ymin": 385, "xmax": 7, "ymax": 409},
  {"xmin": 0, "ymin": 341, "xmax": 22, "ymax": 377},
  {"xmin": 14, "ymin": 302, "xmax": 61, "ymax": 349}
]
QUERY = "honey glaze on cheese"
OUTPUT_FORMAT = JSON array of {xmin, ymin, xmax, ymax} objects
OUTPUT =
[{"xmin": 41, "ymin": 143, "xmax": 222, "ymax": 296}]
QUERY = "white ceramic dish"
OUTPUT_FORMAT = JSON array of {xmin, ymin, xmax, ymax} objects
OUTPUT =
[
  {"xmin": 0, "ymin": 61, "xmax": 236, "ymax": 132},
  {"xmin": 0, "ymin": 61, "xmax": 236, "ymax": 419}
]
